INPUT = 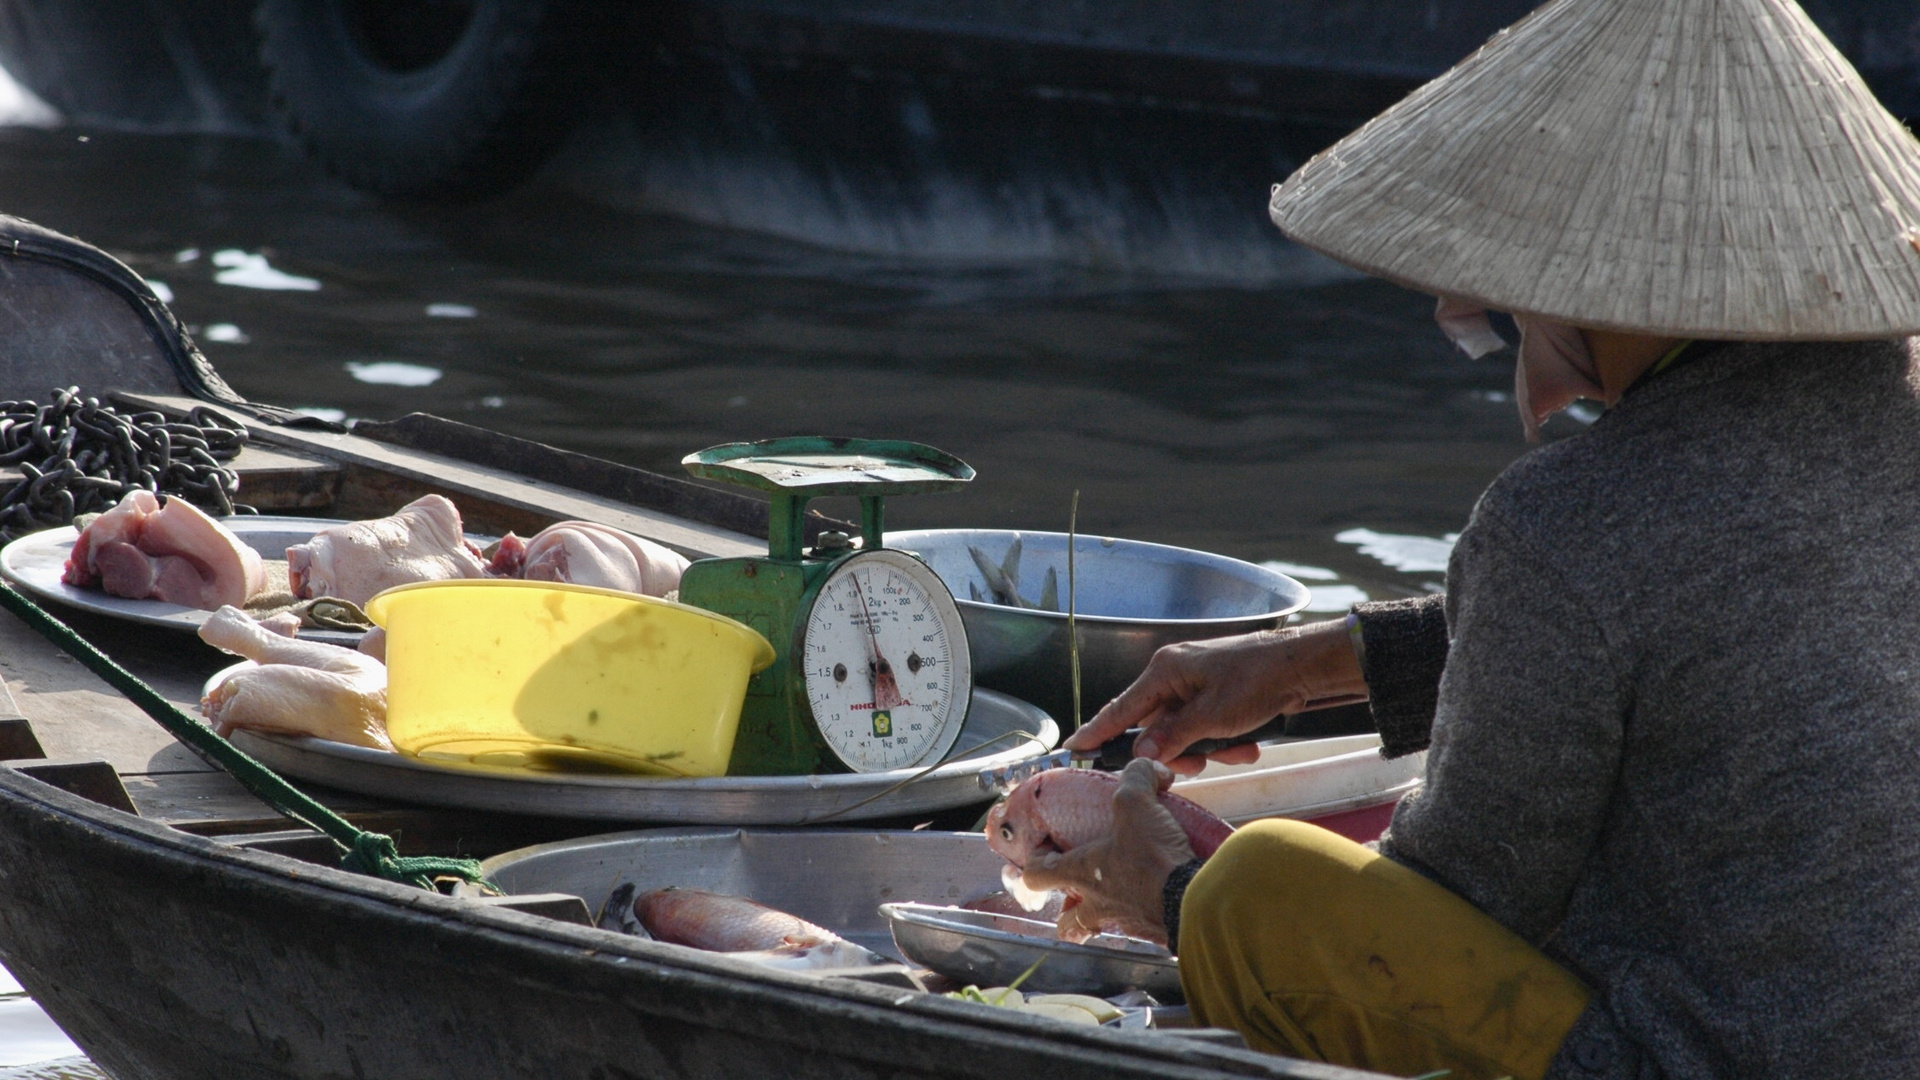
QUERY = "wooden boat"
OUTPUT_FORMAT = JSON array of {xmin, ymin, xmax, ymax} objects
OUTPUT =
[{"xmin": 0, "ymin": 218, "xmax": 1391, "ymax": 1078}]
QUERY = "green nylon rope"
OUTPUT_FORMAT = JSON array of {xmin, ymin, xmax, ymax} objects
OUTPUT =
[{"xmin": 0, "ymin": 579, "xmax": 488, "ymax": 892}]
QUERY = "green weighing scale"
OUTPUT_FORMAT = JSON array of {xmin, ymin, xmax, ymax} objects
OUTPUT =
[{"xmin": 679, "ymin": 437, "xmax": 976, "ymax": 776}]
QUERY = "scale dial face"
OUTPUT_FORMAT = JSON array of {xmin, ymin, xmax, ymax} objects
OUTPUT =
[{"xmin": 802, "ymin": 549, "xmax": 972, "ymax": 773}]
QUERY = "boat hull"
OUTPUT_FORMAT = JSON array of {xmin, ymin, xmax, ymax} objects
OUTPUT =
[{"xmin": 0, "ymin": 767, "xmax": 1375, "ymax": 1080}]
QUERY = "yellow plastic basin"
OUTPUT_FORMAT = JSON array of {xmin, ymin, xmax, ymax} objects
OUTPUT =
[{"xmin": 366, "ymin": 579, "xmax": 775, "ymax": 776}]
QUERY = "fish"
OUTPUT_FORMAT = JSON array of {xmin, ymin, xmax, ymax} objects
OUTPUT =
[
  {"xmin": 966, "ymin": 534, "xmax": 1059, "ymax": 611},
  {"xmin": 630, "ymin": 887, "xmax": 888, "ymax": 971},
  {"xmin": 983, "ymin": 768, "xmax": 1234, "ymax": 911}
]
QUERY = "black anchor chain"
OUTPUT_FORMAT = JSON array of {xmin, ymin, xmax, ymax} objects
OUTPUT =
[{"xmin": 0, "ymin": 387, "xmax": 253, "ymax": 541}]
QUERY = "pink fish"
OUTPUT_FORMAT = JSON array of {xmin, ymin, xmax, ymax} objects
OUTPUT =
[
  {"xmin": 983, "ymin": 768, "xmax": 1234, "ymax": 910},
  {"xmin": 632, "ymin": 888, "xmax": 884, "ymax": 970}
]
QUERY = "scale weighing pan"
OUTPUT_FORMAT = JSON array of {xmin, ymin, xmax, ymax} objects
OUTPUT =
[
  {"xmin": 683, "ymin": 436, "xmax": 974, "ymax": 497},
  {"xmin": 226, "ymin": 687, "xmax": 1056, "ymax": 824}
]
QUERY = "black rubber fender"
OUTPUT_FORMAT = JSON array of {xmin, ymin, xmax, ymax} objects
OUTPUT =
[{"xmin": 255, "ymin": 0, "xmax": 611, "ymax": 199}]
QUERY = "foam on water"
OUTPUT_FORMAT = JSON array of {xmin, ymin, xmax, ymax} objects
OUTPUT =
[
  {"xmin": 0, "ymin": 1003, "xmax": 78, "ymax": 1070},
  {"xmin": 1260, "ymin": 560, "xmax": 1339, "ymax": 582},
  {"xmin": 1300, "ymin": 583, "xmax": 1372, "ymax": 612},
  {"xmin": 0, "ymin": 64, "xmax": 58, "ymax": 129},
  {"xmin": 345, "ymin": 361, "xmax": 442, "ymax": 387},
  {"xmin": 1336, "ymin": 529, "xmax": 1458, "ymax": 575},
  {"xmin": 0, "ymin": 966, "xmax": 79, "ymax": 1070},
  {"xmin": 211, "ymin": 250, "xmax": 320, "ymax": 291}
]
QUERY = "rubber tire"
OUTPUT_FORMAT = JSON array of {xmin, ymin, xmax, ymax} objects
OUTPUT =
[{"xmin": 256, "ymin": 0, "xmax": 603, "ymax": 199}]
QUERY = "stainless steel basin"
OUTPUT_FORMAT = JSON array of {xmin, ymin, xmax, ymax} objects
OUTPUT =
[{"xmin": 885, "ymin": 529, "xmax": 1309, "ymax": 730}]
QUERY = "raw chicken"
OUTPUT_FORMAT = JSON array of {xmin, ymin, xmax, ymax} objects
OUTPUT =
[
  {"xmin": 62, "ymin": 490, "xmax": 266, "ymax": 611},
  {"xmin": 285, "ymin": 494, "xmax": 487, "ymax": 606},
  {"xmin": 628, "ymin": 887, "xmax": 886, "ymax": 970},
  {"xmin": 485, "ymin": 520, "xmax": 687, "ymax": 597},
  {"xmin": 198, "ymin": 606, "xmax": 390, "ymax": 750},
  {"xmin": 984, "ymin": 768, "xmax": 1234, "ymax": 911}
]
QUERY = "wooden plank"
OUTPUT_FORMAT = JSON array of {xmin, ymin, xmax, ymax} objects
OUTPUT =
[
  {"xmin": 354, "ymin": 412, "xmax": 852, "ymax": 542},
  {"xmin": 117, "ymin": 770, "xmax": 597, "ymax": 856},
  {"xmin": 0, "ymin": 681, "xmax": 45, "ymax": 759},
  {"xmin": 0, "ymin": 717, "xmax": 43, "ymax": 759},
  {"xmin": 226, "ymin": 443, "xmax": 341, "ymax": 512},
  {"xmin": 117, "ymin": 770, "xmax": 283, "ymax": 831},
  {"xmin": 3, "ymin": 758, "xmax": 138, "ymax": 813},
  {"xmin": 0, "ymin": 605, "xmax": 217, "ymax": 774},
  {"xmin": 114, "ymin": 393, "xmax": 764, "ymax": 560}
]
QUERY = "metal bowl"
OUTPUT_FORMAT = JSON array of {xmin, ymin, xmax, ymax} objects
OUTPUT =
[
  {"xmin": 886, "ymin": 529, "xmax": 1309, "ymax": 729},
  {"xmin": 881, "ymin": 903, "xmax": 1182, "ymax": 999}
]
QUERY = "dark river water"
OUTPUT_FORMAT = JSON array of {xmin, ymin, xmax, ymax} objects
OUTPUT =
[{"xmin": 0, "ymin": 116, "xmax": 1553, "ymax": 1072}]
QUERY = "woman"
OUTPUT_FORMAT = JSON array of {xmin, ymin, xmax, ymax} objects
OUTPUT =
[{"xmin": 1024, "ymin": 0, "xmax": 1920, "ymax": 1077}]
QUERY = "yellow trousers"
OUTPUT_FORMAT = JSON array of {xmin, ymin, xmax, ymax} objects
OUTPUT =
[{"xmin": 1180, "ymin": 819, "xmax": 1591, "ymax": 1080}]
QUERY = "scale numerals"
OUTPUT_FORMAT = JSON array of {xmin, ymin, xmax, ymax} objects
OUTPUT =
[{"xmin": 804, "ymin": 551, "xmax": 966, "ymax": 773}]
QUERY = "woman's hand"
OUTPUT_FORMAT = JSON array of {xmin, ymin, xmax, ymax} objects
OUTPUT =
[
  {"xmin": 1064, "ymin": 618, "xmax": 1367, "ymax": 774},
  {"xmin": 1019, "ymin": 759, "xmax": 1194, "ymax": 945}
]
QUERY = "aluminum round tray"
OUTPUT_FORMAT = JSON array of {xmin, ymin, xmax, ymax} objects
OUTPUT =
[
  {"xmin": 482, "ymin": 826, "xmax": 1177, "ymax": 999},
  {"xmin": 882, "ymin": 902, "xmax": 1181, "ymax": 1000},
  {"xmin": 227, "ymin": 688, "xmax": 1056, "ymax": 824}
]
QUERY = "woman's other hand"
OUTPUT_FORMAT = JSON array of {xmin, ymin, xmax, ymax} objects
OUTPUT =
[
  {"xmin": 1064, "ymin": 618, "xmax": 1367, "ymax": 774},
  {"xmin": 1018, "ymin": 759, "xmax": 1194, "ymax": 945}
]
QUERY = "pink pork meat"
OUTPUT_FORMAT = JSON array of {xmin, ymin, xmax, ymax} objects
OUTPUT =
[
  {"xmin": 484, "ymin": 520, "xmax": 688, "ymax": 596},
  {"xmin": 285, "ymin": 494, "xmax": 487, "ymax": 606},
  {"xmin": 62, "ymin": 490, "xmax": 266, "ymax": 611}
]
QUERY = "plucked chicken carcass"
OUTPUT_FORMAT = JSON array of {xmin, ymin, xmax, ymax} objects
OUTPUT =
[
  {"xmin": 486, "ymin": 520, "xmax": 688, "ymax": 596},
  {"xmin": 198, "ymin": 606, "xmax": 389, "ymax": 749},
  {"xmin": 285, "ymin": 494, "xmax": 487, "ymax": 606},
  {"xmin": 62, "ymin": 490, "xmax": 266, "ymax": 611}
]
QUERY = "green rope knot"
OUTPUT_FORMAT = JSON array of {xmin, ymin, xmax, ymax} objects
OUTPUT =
[{"xmin": 342, "ymin": 832, "xmax": 491, "ymax": 892}]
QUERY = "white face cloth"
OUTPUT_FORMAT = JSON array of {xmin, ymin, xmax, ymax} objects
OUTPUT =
[{"xmin": 1433, "ymin": 298, "xmax": 1602, "ymax": 442}]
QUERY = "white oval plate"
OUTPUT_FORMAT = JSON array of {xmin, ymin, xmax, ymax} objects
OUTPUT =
[
  {"xmin": 1, "ymin": 515, "xmax": 343, "ymax": 632},
  {"xmin": 0, "ymin": 515, "xmax": 490, "ymax": 646}
]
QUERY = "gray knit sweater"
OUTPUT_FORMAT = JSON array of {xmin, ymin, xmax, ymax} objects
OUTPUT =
[{"xmin": 1373, "ymin": 338, "xmax": 1920, "ymax": 1079}]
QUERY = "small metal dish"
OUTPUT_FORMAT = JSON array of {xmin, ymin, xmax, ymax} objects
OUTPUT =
[{"xmin": 881, "ymin": 901, "xmax": 1182, "ymax": 1000}]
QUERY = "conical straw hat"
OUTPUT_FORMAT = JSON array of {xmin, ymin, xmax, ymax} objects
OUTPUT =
[{"xmin": 1269, "ymin": 0, "xmax": 1920, "ymax": 340}]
